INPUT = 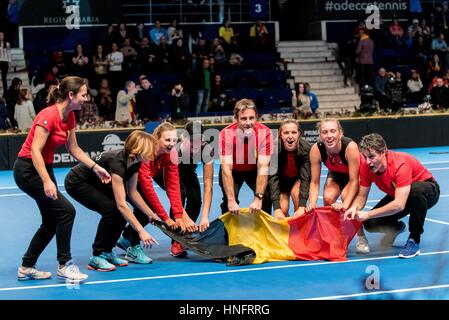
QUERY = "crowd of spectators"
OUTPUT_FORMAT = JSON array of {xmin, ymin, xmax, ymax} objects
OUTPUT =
[
  {"xmin": 336, "ymin": 1, "xmax": 449, "ymax": 114},
  {"xmin": 1, "ymin": 19, "xmax": 275, "ymax": 132}
]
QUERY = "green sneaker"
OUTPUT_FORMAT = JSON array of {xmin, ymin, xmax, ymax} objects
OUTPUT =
[
  {"xmin": 102, "ymin": 252, "xmax": 128, "ymax": 267},
  {"xmin": 88, "ymin": 255, "xmax": 116, "ymax": 272},
  {"xmin": 116, "ymin": 235, "xmax": 131, "ymax": 252},
  {"xmin": 125, "ymin": 245, "xmax": 152, "ymax": 264}
]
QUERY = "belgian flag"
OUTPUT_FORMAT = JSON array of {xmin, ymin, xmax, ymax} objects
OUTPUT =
[{"xmin": 154, "ymin": 207, "xmax": 361, "ymax": 266}]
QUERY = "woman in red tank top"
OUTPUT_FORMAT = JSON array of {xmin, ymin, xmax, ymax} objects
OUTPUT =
[{"xmin": 307, "ymin": 118, "xmax": 370, "ymax": 254}]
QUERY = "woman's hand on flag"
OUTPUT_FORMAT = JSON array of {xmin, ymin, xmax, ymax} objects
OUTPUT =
[
  {"xmin": 330, "ymin": 202, "xmax": 344, "ymax": 211},
  {"xmin": 274, "ymin": 209, "xmax": 286, "ymax": 220},
  {"xmin": 183, "ymin": 211, "xmax": 198, "ymax": 233},
  {"xmin": 344, "ymin": 206, "xmax": 358, "ymax": 220},
  {"xmin": 305, "ymin": 202, "xmax": 316, "ymax": 213},
  {"xmin": 165, "ymin": 218, "xmax": 178, "ymax": 230},
  {"xmin": 228, "ymin": 200, "xmax": 240, "ymax": 215},
  {"xmin": 293, "ymin": 207, "xmax": 306, "ymax": 218},
  {"xmin": 199, "ymin": 216, "xmax": 210, "ymax": 232}
]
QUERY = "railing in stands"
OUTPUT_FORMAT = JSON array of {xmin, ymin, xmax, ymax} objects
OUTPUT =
[{"xmin": 119, "ymin": 0, "xmax": 272, "ymax": 24}]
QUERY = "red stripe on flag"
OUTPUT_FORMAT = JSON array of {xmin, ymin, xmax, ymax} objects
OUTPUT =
[{"xmin": 288, "ymin": 207, "xmax": 362, "ymax": 261}]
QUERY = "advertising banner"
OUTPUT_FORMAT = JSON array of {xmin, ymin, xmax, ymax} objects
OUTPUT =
[
  {"xmin": 6, "ymin": 130, "xmax": 133, "ymax": 170},
  {"xmin": 0, "ymin": 136, "xmax": 8, "ymax": 170},
  {"xmin": 318, "ymin": 0, "xmax": 409, "ymax": 20},
  {"xmin": 19, "ymin": 0, "xmax": 120, "ymax": 26}
]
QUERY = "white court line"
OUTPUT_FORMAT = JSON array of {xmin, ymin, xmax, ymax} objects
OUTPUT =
[
  {"xmin": 1, "ymin": 250, "xmax": 449, "ymax": 293},
  {"xmin": 429, "ymin": 167, "xmax": 449, "ymax": 171},
  {"xmin": 0, "ymin": 182, "xmax": 221, "ymax": 197},
  {"xmin": 422, "ymin": 160, "xmax": 449, "ymax": 165},
  {"xmin": 304, "ymin": 283, "xmax": 449, "ymax": 300},
  {"xmin": 366, "ymin": 194, "xmax": 449, "ymax": 203},
  {"xmin": 426, "ymin": 218, "xmax": 449, "ymax": 226},
  {"xmin": 0, "ymin": 191, "xmax": 67, "ymax": 197},
  {"xmin": 364, "ymin": 194, "xmax": 449, "ymax": 225},
  {"xmin": 1, "ymin": 164, "xmax": 448, "ymax": 191},
  {"xmin": 0, "ymin": 193, "xmax": 31, "ymax": 197}
]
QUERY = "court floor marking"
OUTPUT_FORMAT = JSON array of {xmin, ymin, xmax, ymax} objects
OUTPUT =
[
  {"xmin": 363, "ymin": 204, "xmax": 449, "ymax": 225},
  {"xmin": 428, "ymin": 167, "xmax": 449, "ymax": 171},
  {"xmin": 304, "ymin": 283, "xmax": 449, "ymax": 300},
  {"xmin": 1, "ymin": 250, "xmax": 449, "ymax": 293},
  {"xmin": 422, "ymin": 161, "xmax": 449, "ymax": 165},
  {"xmin": 366, "ymin": 194, "xmax": 449, "ymax": 203},
  {"xmin": 0, "ymin": 182, "xmax": 221, "ymax": 196},
  {"xmin": 425, "ymin": 218, "xmax": 449, "ymax": 226},
  {"xmin": 2, "ymin": 164, "xmax": 448, "ymax": 191}
]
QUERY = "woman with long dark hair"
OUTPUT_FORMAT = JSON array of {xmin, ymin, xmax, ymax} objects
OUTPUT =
[
  {"xmin": 14, "ymin": 76, "xmax": 110, "ymax": 282},
  {"xmin": 269, "ymin": 120, "xmax": 311, "ymax": 220}
]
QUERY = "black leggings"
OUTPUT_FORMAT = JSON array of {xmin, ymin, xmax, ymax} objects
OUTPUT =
[
  {"xmin": 364, "ymin": 180, "xmax": 440, "ymax": 243},
  {"xmin": 13, "ymin": 157, "xmax": 75, "ymax": 267},
  {"xmin": 123, "ymin": 166, "xmax": 202, "ymax": 246},
  {"xmin": 219, "ymin": 169, "xmax": 272, "ymax": 214},
  {"xmin": 65, "ymin": 171, "xmax": 127, "ymax": 256}
]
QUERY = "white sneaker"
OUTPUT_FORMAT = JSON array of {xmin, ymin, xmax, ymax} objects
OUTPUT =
[
  {"xmin": 17, "ymin": 266, "xmax": 52, "ymax": 281},
  {"xmin": 57, "ymin": 261, "xmax": 88, "ymax": 282},
  {"xmin": 356, "ymin": 235, "xmax": 370, "ymax": 254}
]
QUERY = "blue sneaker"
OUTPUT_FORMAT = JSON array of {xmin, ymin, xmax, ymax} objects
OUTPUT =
[
  {"xmin": 125, "ymin": 245, "xmax": 152, "ymax": 264},
  {"xmin": 398, "ymin": 238, "xmax": 420, "ymax": 258},
  {"xmin": 116, "ymin": 235, "xmax": 131, "ymax": 252},
  {"xmin": 88, "ymin": 255, "xmax": 116, "ymax": 272},
  {"xmin": 102, "ymin": 252, "xmax": 128, "ymax": 267},
  {"xmin": 380, "ymin": 221, "xmax": 406, "ymax": 248}
]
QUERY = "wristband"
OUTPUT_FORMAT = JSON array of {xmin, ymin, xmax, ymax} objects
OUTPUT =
[{"xmin": 90, "ymin": 163, "xmax": 97, "ymax": 171}]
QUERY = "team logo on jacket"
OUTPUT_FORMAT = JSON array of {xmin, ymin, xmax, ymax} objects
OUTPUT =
[{"xmin": 102, "ymin": 134, "xmax": 125, "ymax": 151}]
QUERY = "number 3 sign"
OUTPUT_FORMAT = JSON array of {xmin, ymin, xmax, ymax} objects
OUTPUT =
[{"xmin": 249, "ymin": 0, "xmax": 268, "ymax": 19}]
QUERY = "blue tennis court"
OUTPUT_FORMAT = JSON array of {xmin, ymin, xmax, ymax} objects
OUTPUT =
[{"xmin": 1, "ymin": 146, "xmax": 448, "ymax": 300}]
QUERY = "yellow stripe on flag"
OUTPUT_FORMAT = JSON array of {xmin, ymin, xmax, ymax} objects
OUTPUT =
[{"xmin": 220, "ymin": 209, "xmax": 296, "ymax": 264}]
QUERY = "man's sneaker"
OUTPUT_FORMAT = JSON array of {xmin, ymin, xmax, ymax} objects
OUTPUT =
[
  {"xmin": 101, "ymin": 252, "xmax": 128, "ymax": 267},
  {"xmin": 380, "ymin": 221, "xmax": 406, "ymax": 248},
  {"xmin": 356, "ymin": 235, "xmax": 370, "ymax": 254},
  {"xmin": 125, "ymin": 245, "xmax": 152, "ymax": 264},
  {"xmin": 17, "ymin": 266, "xmax": 52, "ymax": 281},
  {"xmin": 170, "ymin": 241, "xmax": 188, "ymax": 258},
  {"xmin": 398, "ymin": 238, "xmax": 420, "ymax": 258},
  {"xmin": 116, "ymin": 235, "xmax": 131, "ymax": 252},
  {"xmin": 57, "ymin": 261, "xmax": 88, "ymax": 282},
  {"xmin": 88, "ymin": 255, "xmax": 116, "ymax": 272}
]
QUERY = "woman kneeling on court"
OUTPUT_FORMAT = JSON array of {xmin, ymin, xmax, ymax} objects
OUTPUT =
[
  {"xmin": 65, "ymin": 130, "xmax": 160, "ymax": 272},
  {"xmin": 117, "ymin": 122, "xmax": 198, "ymax": 261},
  {"xmin": 268, "ymin": 120, "xmax": 312, "ymax": 220},
  {"xmin": 307, "ymin": 118, "xmax": 370, "ymax": 253},
  {"xmin": 14, "ymin": 76, "xmax": 110, "ymax": 282}
]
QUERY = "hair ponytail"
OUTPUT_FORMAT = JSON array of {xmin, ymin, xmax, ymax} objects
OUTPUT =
[
  {"xmin": 47, "ymin": 85, "xmax": 61, "ymax": 106},
  {"xmin": 46, "ymin": 76, "xmax": 87, "ymax": 106}
]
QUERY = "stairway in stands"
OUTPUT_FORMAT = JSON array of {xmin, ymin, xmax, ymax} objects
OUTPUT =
[
  {"xmin": 0, "ymin": 48, "xmax": 29, "ymax": 96},
  {"xmin": 277, "ymin": 40, "xmax": 360, "ymax": 113}
]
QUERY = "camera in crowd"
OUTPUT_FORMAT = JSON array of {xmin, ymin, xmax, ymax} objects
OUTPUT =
[{"xmin": 359, "ymin": 85, "xmax": 377, "ymax": 114}]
